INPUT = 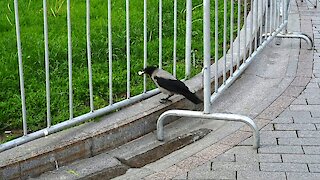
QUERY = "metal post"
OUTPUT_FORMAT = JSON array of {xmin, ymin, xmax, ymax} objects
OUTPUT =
[
  {"xmin": 159, "ymin": 0, "xmax": 163, "ymax": 69},
  {"xmin": 144, "ymin": 0, "xmax": 148, "ymax": 92},
  {"xmin": 237, "ymin": 0, "xmax": 241, "ymax": 69},
  {"xmin": 249, "ymin": 0, "xmax": 253, "ymax": 55},
  {"xmin": 230, "ymin": 0, "xmax": 234, "ymax": 77},
  {"xmin": 108, "ymin": 0, "xmax": 113, "ymax": 104},
  {"xmin": 244, "ymin": 0, "xmax": 247, "ymax": 61},
  {"xmin": 67, "ymin": 0, "xmax": 73, "ymax": 119},
  {"xmin": 215, "ymin": 0, "xmax": 219, "ymax": 92},
  {"xmin": 43, "ymin": 0, "xmax": 51, "ymax": 127},
  {"xmin": 173, "ymin": 0, "xmax": 177, "ymax": 77},
  {"xmin": 14, "ymin": 0, "xmax": 28, "ymax": 136},
  {"xmin": 223, "ymin": 0, "xmax": 227, "ymax": 84},
  {"xmin": 185, "ymin": 0, "xmax": 192, "ymax": 79},
  {"xmin": 203, "ymin": 0, "xmax": 211, "ymax": 114},
  {"xmin": 126, "ymin": 0, "xmax": 131, "ymax": 98},
  {"xmin": 86, "ymin": 0, "xmax": 94, "ymax": 112}
]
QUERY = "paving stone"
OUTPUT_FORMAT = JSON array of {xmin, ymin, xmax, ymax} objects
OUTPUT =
[
  {"xmin": 310, "ymin": 78, "xmax": 320, "ymax": 83},
  {"xmin": 240, "ymin": 135, "xmax": 277, "ymax": 146},
  {"xmin": 293, "ymin": 117, "xmax": 320, "ymax": 123},
  {"xmin": 291, "ymin": 98, "xmax": 307, "ymax": 105},
  {"xmin": 187, "ymin": 170, "xmax": 236, "ymax": 180},
  {"xmin": 272, "ymin": 117, "xmax": 294, "ymax": 123},
  {"xmin": 260, "ymin": 130, "xmax": 297, "ymax": 138},
  {"xmin": 145, "ymin": 165, "xmax": 185, "ymax": 180},
  {"xmin": 210, "ymin": 161, "xmax": 259, "ymax": 171},
  {"xmin": 282, "ymin": 154, "xmax": 320, "ymax": 163},
  {"xmin": 278, "ymin": 110, "xmax": 311, "ymax": 120},
  {"xmin": 302, "ymin": 146, "xmax": 320, "ymax": 154},
  {"xmin": 286, "ymin": 172, "xmax": 320, "ymax": 180},
  {"xmin": 193, "ymin": 143, "xmax": 232, "ymax": 161},
  {"xmin": 314, "ymin": 62, "xmax": 320, "ymax": 70},
  {"xmin": 258, "ymin": 96, "xmax": 295, "ymax": 120},
  {"xmin": 306, "ymin": 83, "xmax": 319, "ymax": 89},
  {"xmin": 211, "ymin": 153, "xmax": 235, "ymax": 162},
  {"xmin": 296, "ymin": 67, "xmax": 313, "ymax": 77},
  {"xmin": 302, "ymin": 88, "xmax": 320, "ymax": 95},
  {"xmin": 308, "ymin": 164, "xmax": 320, "ymax": 173},
  {"xmin": 175, "ymin": 156, "xmax": 205, "ymax": 171},
  {"xmin": 298, "ymin": 130, "xmax": 320, "ymax": 137},
  {"xmin": 282, "ymin": 86, "xmax": 305, "ymax": 97},
  {"xmin": 291, "ymin": 77, "xmax": 311, "ymax": 86},
  {"xmin": 310, "ymin": 110, "xmax": 320, "ymax": 117},
  {"xmin": 220, "ymin": 131, "xmax": 252, "ymax": 147},
  {"xmin": 278, "ymin": 137, "xmax": 320, "ymax": 145},
  {"xmin": 258, "ymin": 145, "xmax": 304, "ymax": 154},
  {"xmin": 306, "ymin": 97, "xmax": 320, "ymax": 104},
  {"xmin": 236, "ymin": 153, "xmax": 282, "ymax": 163},
  {"xmin": 224, "ymin": 146, "xmax": 258, "ymax": 155},
  {"xmin": 274, "ymin": 124, "xmax": 316, "ymax": 130},
  {"xmin": 260, "ymin": 124, "xmax": 274, "ymax": 131},
  {"xmin": 172, "ymin": 174, "xmax": 187, "ymax": 180},
  {"xmin": 237, "ymin": 171, "xmax": 286, "ymax": 180},
  {"xmin": 298, "ymin": 61, "xmax": 313, "ymax": 69},
  {"xmin": 260, "ymin": 162, "xmax": 308, "ymax": 172}
]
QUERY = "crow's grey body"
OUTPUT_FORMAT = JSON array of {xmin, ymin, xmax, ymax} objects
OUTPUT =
[{"xmin": 140, "ymin": 66, "xmax": 202, "ymax": 104}]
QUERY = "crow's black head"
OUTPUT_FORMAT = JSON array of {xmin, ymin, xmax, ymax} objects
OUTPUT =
[{"xmin": 142, "ymin": 66, "xmax": 157, "ymax": 76}]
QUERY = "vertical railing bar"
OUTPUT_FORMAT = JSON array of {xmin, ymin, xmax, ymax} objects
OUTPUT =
[
  {"xmin": 265, "ymin": 0, "xmax": 269, "ymax": 39},
  {"xmin": 203, "ymin": 0, "xmax": 211, "ymax": 114},
  {"xmin": 43, "ymin": 0, "xmax": 51, "ymax": 127},
  {"xmin": 237, "ymin": 0, "xmax": 241, "ymax": 69},
  {"xmin": 173, "ymin": 0, "xmax": 177, "ymax": 77},
  {"xmin": 86, "ymin": 0, "xmax": 94, "ymax": 112},
  {"xmin": 254, "ymin": 0, "xmax": 258, "ymax": 50},
  {"xmin": 276, "ymin": 0, "xmax": 281, "ymax": 27},
  {"xmin": 108, "ymin": 0, "xmax": 113, "ymax": 104},
  {"xmin": 244, "ymin": 0, "xmax": 247, "ymax": 62},
  {"xmin": 126, "ymin": 0, "xmax": 131, "ymax": 98},
  {"xmin": 223, "ymin": 0, "xmax": 227, "ymax": 84},
  {"xmin": 67, "ymin": 0, "xmax": 73, "ymax": 119},
  {"xmin": 185, "ymin": 0, "xmax": 192, "ymax": 79},
  {"xmin": 259, "ymin": 0, "xmax": 263, "ymax": 45},
  {"xmin": 282, "ymin": 0, "xmax": 285, "ymax": 31},
  {"xmin": 274, "ymin": 0, "xmax": 278, "ymax": 29},
  {"xmin": 283, "ymin": 0, "xmax": 288, "ymax": 33},
  {"xmin": 249, "ymin": 0, "xmax": 253, "ymax": 55},
  {"xmin": 159, "ymin": 0, "xmax": 162, "ymax": 69},
  {"xmin": 14, "ymin": 0, "xmax": 28, "ymax": 136},
  {"xmin": 282, "ymin": 0, "xmax": 285, "ymax": 25},
  {"xmin": 270, "ymin": 0, "xmax": 273, "ymax": 33},
  {"xmin": 144, "ymin": 0, "xmax": 148, "ymax": 92},
  {"xmin": 274, "ymin": 0, "xmax": 277, "ymax": 30},
  {"xmin": 215, "ymin": 0, "xmax": 219, "ymax": 92},
  {"xmin": 230, "ymin": 0, "xmax": 234, "ymax": 77}
]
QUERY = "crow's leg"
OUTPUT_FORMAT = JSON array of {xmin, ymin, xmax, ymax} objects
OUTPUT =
[{"xmin": 160, "ymin": 94, "xmax": 173, "ymax": 104}]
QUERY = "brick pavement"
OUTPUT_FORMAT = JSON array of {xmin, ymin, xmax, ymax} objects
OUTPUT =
[{"xmin": 142, "ymin": 0, "xmax": 320, "ymax": 179}]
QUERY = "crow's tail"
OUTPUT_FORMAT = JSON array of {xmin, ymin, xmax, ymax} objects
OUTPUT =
[{"xmin": 181, "ymin": 90, "xmax": 202, "ymax": 104}]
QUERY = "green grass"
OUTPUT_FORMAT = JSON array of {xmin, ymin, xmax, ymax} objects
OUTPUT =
[{"xmin": 0, "ymin": 0, "xmax": 244, "ymax": 141}]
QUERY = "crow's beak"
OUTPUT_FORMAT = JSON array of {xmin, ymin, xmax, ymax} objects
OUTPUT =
[{"xmin": 138, "ymin": 70, "xmax": 145, "ymax": 76}]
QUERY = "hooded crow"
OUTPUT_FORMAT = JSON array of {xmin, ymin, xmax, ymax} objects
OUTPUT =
[{"xmin": 139, "ymin": 66, "xmax": 202, "ymax": 104}]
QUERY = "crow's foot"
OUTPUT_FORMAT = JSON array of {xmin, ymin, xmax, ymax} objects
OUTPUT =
[{"xmin": 160, "ymin": 98, "xmax": 172, "ymax": 104}]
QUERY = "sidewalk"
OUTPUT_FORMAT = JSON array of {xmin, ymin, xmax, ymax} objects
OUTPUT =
[{"xmin": 115, "ymin": 0, "xmax": 320, "ymax": 179}]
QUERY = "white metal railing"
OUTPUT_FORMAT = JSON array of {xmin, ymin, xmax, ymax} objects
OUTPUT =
[
  {"xmin": 0, "ymin": 0, "xmax": 313, "ymax": 152},
  {"xmin": 157, "ymin": 0, "xmax": 313, "ymax": 149}
]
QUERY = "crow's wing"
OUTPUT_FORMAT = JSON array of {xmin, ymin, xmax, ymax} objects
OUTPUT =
[{"xmin": 154, "ymin": 76, "xmax": 190, "ymax": 95}]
